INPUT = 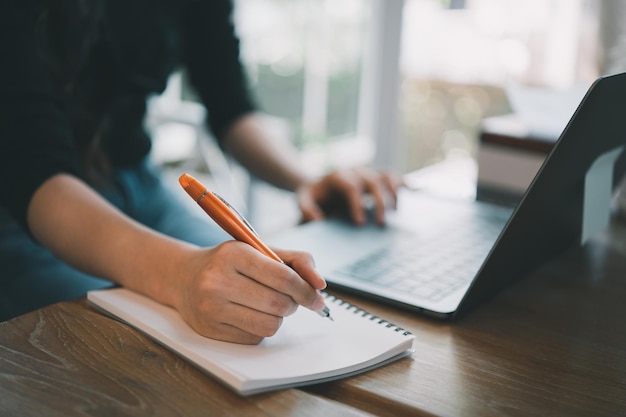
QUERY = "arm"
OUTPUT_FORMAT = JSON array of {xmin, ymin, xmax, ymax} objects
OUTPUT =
[
  {"xmin": 3, "ymin": 1, "xmax": 325, "ymax": 345},
  {"xmin": 221, "ymin": 114, "xmax": 312, "ymax": 192},
  {"xmin": 179, "ymin": 1, "xmax": 400, "ymax": 224},
  {"xmin": 222, "ymin": 113, "xmax": 402, "ymax": 225},
  {"xmin": 27, "ymin": 174, "xmax": 327, "ymax": 344}
]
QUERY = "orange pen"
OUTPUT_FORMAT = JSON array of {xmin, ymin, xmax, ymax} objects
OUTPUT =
[
  {"xmin": 179, "ymin": 173, "xmax": 282, "ymax": 262},
  {"xmin": 179, "ymin": 173, "xmax": 333, "ymax": 320}
]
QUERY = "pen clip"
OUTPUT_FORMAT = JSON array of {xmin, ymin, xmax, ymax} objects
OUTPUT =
[{"xmin": 211, "ymin": 191, "xmax": 260, "ymax": 238}]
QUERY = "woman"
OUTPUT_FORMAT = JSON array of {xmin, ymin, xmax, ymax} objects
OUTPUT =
[{"xmin": 0, "ymin": 0, "xmax": 398, "ymax": 343}]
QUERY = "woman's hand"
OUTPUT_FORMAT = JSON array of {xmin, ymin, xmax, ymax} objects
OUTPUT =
[
  {"xmin": 296, "ymin": 168, "xmax": 402, "ymax": 225},
  {"xmin": 174, "ymin": 241, "xmax": 327, "ymax": 345},
  {"xmin": 26, "ymin": 174, "xmax": 326, "ymax": 346}
]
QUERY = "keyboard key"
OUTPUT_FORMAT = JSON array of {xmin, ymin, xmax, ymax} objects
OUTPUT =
[{"xmin": 333, "ymin": 214, "xmax": 503, "ymax": 302}]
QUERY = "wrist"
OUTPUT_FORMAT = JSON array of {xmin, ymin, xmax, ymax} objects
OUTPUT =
[{"xmin": 116, "ymin": 233, "xmax": 201, "ymax": 309}]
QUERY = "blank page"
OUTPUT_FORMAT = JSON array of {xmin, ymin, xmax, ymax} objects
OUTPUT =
[{"xmin": 88, "ymin": 288, "xmax": 414, "ymax": 395}]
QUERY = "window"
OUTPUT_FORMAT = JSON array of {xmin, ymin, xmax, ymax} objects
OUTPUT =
[
  {"xmin": 152, "ymin": 0, "xmax": 612, "ymax": 231},
  {"xmin": 234, "ymin": 0, "xmax": 604, "ymax": 176},
  {"xmin": 234, "ymin": 0, "xmax": 374, "ymax": 175},
  {"xmin": 399, "ymin": 0, "xmax": 600, "ymax": 172}
]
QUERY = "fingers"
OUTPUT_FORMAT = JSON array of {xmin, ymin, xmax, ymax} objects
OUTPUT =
[
  {"xmin": 211, "ymin": 305, "xmax": 285, "ymax": 344},
  {"xmin": 379, "ymin": 170, "xmax": 401, "ymax": 209},
  {"xmin": 327, "ymin": 168, "xmax": 402, "ymax": 225},
  {"xmin": 356, "ymin": 170, "xmax": 389, "ymax": 225},
  {"xmin": 234, "ymin": 246, "xmax": 326, "ymax": 313},
  {"xmin": 221, "ymin": 267, "xmax": 300, "ymax": 317},
  {"xmin": 193, "ymin": 305, "xmax": 284, "ymax": 345},
  {"xmin": 178, "ymin": 242, "xmax": 325, "ymax": 345},
  {"xmin": 275, "ymin": 248, "xmax": 327, "ymax": 290},
  {"xmin": 365, "ymin": 170, "xmax": 401, "ymax": 224},
  {"xmin": 296, "ymin": 187, "xmax": 325, "ymax": 223},
  {"xmin": 325, "ymin": 171, "xmax": 367, "ymax": 225},
  {"xmin": 296, "ymin": 168, "xmax": 401, "ymax": 225}
]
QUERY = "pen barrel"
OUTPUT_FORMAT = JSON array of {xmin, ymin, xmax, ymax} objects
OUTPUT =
[
  {"xmin": 197, "ymin": 196, "xmax": 283, "ymax": 263},
  {"xmin": 179, "ymin": 174, "xmax": 283, "ymax": 263}
]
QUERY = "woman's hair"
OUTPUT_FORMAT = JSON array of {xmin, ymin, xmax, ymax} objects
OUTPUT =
[
  {"xmin": 34, "ymin": 0, "xmax": 104, "ymax": 89},
  {"xmin": 34, "ymin": 0, "xmax": 114, "ymax": 182}
]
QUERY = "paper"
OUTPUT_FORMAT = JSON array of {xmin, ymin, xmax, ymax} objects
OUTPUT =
[{"xmin": 87, "ymin": 288, "xmax": 415, "ymax": 395}]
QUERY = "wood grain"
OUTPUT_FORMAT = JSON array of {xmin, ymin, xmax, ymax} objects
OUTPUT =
[
  {"xmin": 2, "ymin": 222, "xmax": 626, "ymax": 417},
  {"xmin": 0, "ymin": 300, "xmax": 371, "ymax": 417},
  {"xmin": 306, "ymin": 222, "xmax": 626, "ymax": 416}
]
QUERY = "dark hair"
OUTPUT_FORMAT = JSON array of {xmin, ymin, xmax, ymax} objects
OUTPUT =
[
  {"xmin": 34, "ymin": 0, "xmax": 104, "ymax": 90},
  {"xmin": 34, "ymin": 0, "xmax": 114, "ymax": 182}
]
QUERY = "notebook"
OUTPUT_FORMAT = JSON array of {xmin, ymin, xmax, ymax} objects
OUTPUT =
[
  {"xmin": 267, "ymin": 71, "xmax": 626, "ymax": 320},
  {"xmin": 87, "ymin": 288, "xmax": 415, "ymax": 396}
]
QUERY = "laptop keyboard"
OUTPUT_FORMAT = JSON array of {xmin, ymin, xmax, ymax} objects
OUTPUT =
[{"xmin": 334, "ymin": 215, "xmax": 504, "ymax": 302}]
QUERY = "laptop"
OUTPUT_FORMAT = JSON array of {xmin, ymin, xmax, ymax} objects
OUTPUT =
[{"xmin": 268, "ymin": 72, "xmax": 626, "ymax": 320}]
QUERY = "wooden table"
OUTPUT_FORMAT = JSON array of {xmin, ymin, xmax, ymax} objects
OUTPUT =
[{"xmin": 2, "ymin": 220, "xmax": 626, "ymax": 416}]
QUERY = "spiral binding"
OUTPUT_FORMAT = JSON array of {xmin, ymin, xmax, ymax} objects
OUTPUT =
[{"xmin": 322, "ymin": 292, "xmax": 412, "ymax": 336}]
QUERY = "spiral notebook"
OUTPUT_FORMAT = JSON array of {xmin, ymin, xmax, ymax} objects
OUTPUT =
[{"xmin": 87, "ymin": 288, "xmax": 415, "ymax": 396}]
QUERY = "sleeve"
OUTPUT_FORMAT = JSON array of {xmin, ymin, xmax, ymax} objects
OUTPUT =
[
  {"xmin": 180, "ymin": 0, "xmax": 257, "ymax": 144},
  {"xmin": 0, "ymin": 2, "xmax": 82, "ymax": 232}
]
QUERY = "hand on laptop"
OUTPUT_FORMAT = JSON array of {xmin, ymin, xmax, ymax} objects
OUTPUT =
[{"xmin": 296, "ymin": 168, "xmax": 401, "ymax": 225}]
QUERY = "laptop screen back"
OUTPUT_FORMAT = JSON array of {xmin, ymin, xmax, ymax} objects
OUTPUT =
[{"xmin": 456, "ymin": 72, "xmax": 626, "ymax": 317}]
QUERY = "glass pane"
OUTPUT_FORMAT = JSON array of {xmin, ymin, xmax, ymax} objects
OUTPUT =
[
  {"xmin": 234, "ymin": 0, "xmax": 369, "ymax": 150},
  {"xmin": 399, "ymin": 0, "xmax": 598, "ymax": 172}
]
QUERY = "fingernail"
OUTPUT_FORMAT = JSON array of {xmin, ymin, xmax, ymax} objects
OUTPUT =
[{"xmin": 312, "ymin": 294, "xmax": 326, "ymax": 311}]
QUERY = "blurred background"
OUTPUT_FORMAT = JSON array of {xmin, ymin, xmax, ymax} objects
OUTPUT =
[{"xmin": 150, "ymin": 0, "xmax": 626, "ymax": 233}]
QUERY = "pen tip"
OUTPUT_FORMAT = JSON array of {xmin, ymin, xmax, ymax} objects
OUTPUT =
[{"xmin": 319, "ymin": 306, "xmax": 333, "ymax": 321}]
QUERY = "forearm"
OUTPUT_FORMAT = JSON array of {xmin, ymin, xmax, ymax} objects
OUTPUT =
[
  {"xmin": 27, "ymin": 174, "xmax": 193, "ymax": 307},
  {"xmin": 25, "ymin": 173, "xmax": 327, "ymax": 344},
  {"xmin": 222, "ymin": 113, "xmax": 314, "ymax": 191}
]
